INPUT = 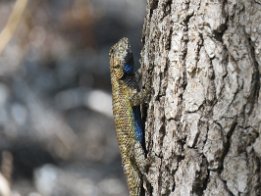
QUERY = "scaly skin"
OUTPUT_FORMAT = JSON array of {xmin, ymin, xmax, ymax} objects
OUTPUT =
[{"xmin": 109, "ymin": 37, "xmax": 147, "ymax": 196}]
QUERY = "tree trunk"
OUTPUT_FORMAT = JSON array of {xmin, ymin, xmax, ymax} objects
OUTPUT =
[{"xmin": 141, "ymin": 0, "xmax": 261, "ymax": 195}]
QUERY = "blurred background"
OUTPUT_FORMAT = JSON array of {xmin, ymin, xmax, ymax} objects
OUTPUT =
[{"xmin": 0, "ymin": 0, "xmax": 145, "ymax": 195}]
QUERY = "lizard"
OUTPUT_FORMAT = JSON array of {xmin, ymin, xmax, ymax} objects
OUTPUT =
[{"xmin": 109, "ymin": 37, "xmax": 149, "ymax": 196}]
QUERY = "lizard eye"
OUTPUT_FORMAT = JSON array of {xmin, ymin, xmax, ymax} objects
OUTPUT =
[{"xmin": 113, "ymin": 64, "xmax": 120, "ymax": 69}]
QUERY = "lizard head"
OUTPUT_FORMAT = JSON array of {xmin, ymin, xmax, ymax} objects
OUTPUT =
[{"xmin": 109, "ymin": 37, "xmax": 134, "ymax": 80}]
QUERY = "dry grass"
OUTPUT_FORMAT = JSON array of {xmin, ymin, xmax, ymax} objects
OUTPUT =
[{"xmin": 0, "ymin": 0, "xmax": 28, "ymax": 55}]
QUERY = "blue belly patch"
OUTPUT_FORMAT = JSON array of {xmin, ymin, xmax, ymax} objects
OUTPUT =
[{"xmin": 132, "ymin": 106, "xmax": 144, "ymax": 146}]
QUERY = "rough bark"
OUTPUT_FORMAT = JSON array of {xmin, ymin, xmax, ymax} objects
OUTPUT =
[{"xmin": 141, "ymin": 0, "xmax": 261, "ymax": 195}]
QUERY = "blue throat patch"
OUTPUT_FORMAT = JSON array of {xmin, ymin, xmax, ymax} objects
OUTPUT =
[
  {"xmin": 132, "ymin": 106, "xmax": 144, "ymax": 145},
  {"xmin": 123, "ymin": 64, "xmax": 134, "ymax": 74}
]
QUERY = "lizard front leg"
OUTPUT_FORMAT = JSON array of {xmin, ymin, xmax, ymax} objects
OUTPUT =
[{"xmin": 129, "ymin": 87, "xmax": 151, "ymax": 107}]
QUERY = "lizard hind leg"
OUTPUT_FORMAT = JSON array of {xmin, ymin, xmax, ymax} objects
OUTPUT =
[
  {"xmin": 132, "ymin": 142, "xmax": 147, "ymax": 174},
  {"xmin": 129, "ymin": 142, "xmax": 151, "ymax": 195}
]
